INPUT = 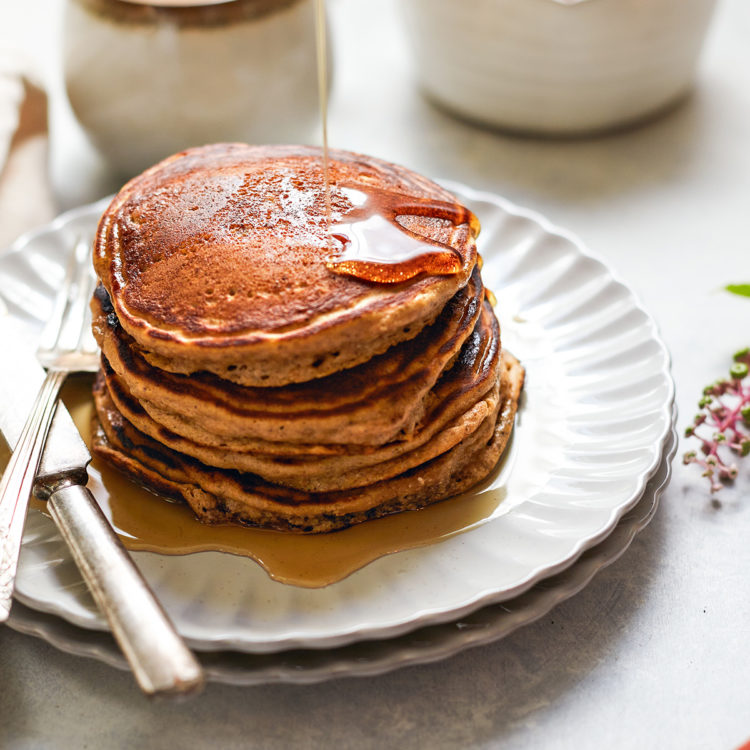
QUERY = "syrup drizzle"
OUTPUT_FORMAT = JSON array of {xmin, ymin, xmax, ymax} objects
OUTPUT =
[{"xmin": 314, "ymin": 0, "xmax": 331, "ymax": 231}]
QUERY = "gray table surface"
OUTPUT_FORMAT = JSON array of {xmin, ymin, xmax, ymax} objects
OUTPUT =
[{"xmin": 2, "ymin": 1, "xmax": 749, "ymax": 748}]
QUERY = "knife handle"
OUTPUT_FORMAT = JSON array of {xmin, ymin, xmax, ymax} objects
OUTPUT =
[{"xmin": 47, "ymin": 483, "xmax": 204, "ymax": 697}]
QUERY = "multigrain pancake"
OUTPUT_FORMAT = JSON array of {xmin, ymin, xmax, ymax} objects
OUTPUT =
[
  {"xmin": 97, "ymin": 302, "xmax": 504, "ymax": 492},
  {"xmin": 97, "ymin": 369, "xmax": 500, "ymax": 493},
  {"xmin": 91, "ymin": 353, "xmax": 524, "ymax": 533},
  {"xmin": 91, "ymin": 268, "xmax": 485, "ymax": 447},
  {"xmin": 93, "ymin": 143, "xmax": 479, "ymax": 387}
]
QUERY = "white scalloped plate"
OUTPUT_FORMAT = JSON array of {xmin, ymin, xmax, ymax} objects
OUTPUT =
[
  {"xmin": 6, "ymin": 420, "xmax": 676, "ymax": 683},
  {"xmin": 0, "ymin": 184, "xmax": 675, "ymax": 652}
]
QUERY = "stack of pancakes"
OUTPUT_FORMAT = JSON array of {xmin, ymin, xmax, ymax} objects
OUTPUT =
[{"xmin": 90, "ymin": 144, "xmax": 524, "ymax": 533}]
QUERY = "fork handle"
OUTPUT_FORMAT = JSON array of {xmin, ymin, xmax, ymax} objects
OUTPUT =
[
  {"xmin": 48, "ymin": 483, "xmax": 204, "ymax": 697},
  {"xmin": 0, "ymin": 369, "xmax": 67, "ymax": 621}
]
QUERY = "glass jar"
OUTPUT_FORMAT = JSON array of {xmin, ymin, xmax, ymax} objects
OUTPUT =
[{"xmin": 63, "ymin": 0, "xmax": 327, "ymax": 176}]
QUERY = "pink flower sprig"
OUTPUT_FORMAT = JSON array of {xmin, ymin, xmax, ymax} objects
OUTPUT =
[{"xmin": 683, "ymin": 348, "xmax": 750, "ymax": 493}]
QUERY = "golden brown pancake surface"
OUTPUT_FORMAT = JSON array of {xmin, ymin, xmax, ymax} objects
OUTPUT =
[{"xmin": 94, "ymin": 143, "xmax": 479, "ymax": 386}]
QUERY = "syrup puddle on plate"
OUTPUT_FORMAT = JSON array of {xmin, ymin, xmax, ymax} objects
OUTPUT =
[{"xmin": 24, "ymin": 375, "xmax": 508, "ymax": 588}]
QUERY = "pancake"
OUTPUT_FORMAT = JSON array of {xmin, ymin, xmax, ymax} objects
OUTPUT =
[
  {"xmin": 91, "ymin": 353, "xmax": 524, "ymax": 533},
  {"xmin": 97, "ymin": 301, "xmax": 504, "ymax": 491},
  {"xmin": 91, "ymin": 268, "xmax": 485, "ymax": 447},
  {"xmin": 93, "ymin": 144, "xmax": 479, "ymax": 387},
  {"xmin": 97, "ymin": 367, "xmax": 501, "ymax": 492}
]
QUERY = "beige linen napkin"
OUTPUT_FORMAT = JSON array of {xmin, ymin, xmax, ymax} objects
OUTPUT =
[{"xmin": 0, "ymin": 60, "xmax": 56, "ymax": 249}]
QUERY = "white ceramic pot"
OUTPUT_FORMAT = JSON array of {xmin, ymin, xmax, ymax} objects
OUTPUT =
[
  {"xmin": 63, "ymin": 0, "xmax": 328, "ymax": 176},
  {"xmin": 400, "ymin": 0, "xmax": 718, "ymax": 135}
]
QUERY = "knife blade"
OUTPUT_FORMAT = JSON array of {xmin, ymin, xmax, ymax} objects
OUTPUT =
[{"xmin": 0, "ymin": 306, "xmax": 204, "ymax": 696}]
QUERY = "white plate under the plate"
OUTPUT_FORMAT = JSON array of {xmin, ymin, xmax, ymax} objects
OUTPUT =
[
  {"xmin": 6, "ymin": 419, "xmax": 677, "ymax": 684},
  {"xmin": 0, "ymin": 184, "xmax": 675, "ymax": 653}
]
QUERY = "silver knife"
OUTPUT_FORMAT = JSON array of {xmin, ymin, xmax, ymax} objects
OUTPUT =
[{"xmin": 0, "ymin": 308, "xmax": 204, "ymax": 696}]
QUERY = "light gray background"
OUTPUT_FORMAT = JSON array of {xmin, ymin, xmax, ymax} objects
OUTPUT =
[{"xmin": 1, "ymin": 1, "xmax": 749, "ymax": 748}]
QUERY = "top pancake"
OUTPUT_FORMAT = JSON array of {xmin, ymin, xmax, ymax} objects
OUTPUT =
[
  {"xmin": 91, "ymin": 268, "xmax": 484, "ymax": 448},
  {"xmin": 94, "ymin": 143, "xmax": 479, "ymax": 386}
]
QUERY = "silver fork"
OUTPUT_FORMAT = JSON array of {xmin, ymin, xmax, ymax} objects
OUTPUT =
[{"xmin": 0, "ymin": 237, "xmax": 204, "ymax": 696}]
